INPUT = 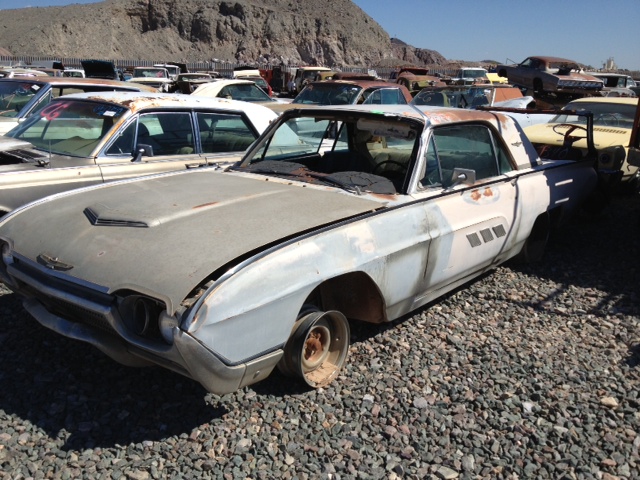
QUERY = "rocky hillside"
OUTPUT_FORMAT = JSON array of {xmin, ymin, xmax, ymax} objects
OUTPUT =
[{"xmin": 0, "ymin": 0, "xmax": 448, "ymax": 67}]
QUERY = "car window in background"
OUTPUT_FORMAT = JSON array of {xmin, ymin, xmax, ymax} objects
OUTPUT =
[{"xmin": 8, "ymin": 99, "xmax": 126, "ymax": 157}]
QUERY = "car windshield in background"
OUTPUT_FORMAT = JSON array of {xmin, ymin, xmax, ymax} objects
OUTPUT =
[
  {"xmin": 218, "ymin": 83, "xmax": 272, "ymax": 102},
  {"xmin": 552, "ymin": 102, "xmax": 637, "ymax": 128},
  {"xmin": 238, "ymin": 113, "xmax": 419, "ymax": 195},
  {"xmin": 294, "ymin": 84, "xmax": 362, "ymax": 105},
  {"xmin": 7, "ymin": 99, "xmax": 127, "ymax": 157},
  {"xmin": 0, "ymin": 81, "xmax": 41, "ymax": 118},
  {"xmin": 134, "ymin": 68, "xmax": 168, "ymax": 78},
  {"xmin": 412, "ymin": 86, "xmax": 493, "ymax": 108}
]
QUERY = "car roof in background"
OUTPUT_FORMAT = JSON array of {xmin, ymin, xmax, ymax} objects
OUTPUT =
[{"xmin": 54, "ymin": 91, "xmax": 280, "ymax": 115}]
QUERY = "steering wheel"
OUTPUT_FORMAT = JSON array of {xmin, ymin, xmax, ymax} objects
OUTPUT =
[
  {"xmin": 596, "ymin": 113, "xmax": 621, "ymax": 127},
  {"xmin": 552, "ymin": 123, "xmax": 588, "ymax": 144},
  {"xmin": 372, "ymin": 160, "xmax": 407, "ymax": 176}
]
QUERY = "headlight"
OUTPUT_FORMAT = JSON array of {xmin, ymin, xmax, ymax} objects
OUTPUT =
[
  {"xmin": 599, "ymin": 146, "xmax": 626, "ymax": 170},
  {"xmin": 118, "ymin": 295, "xmax": 164, "ymax": 339}
]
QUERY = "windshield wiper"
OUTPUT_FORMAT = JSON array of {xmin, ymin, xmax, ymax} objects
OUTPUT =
[{"xmin": 236, "ymin": 162, "xmax": 362, "ymax": 195}]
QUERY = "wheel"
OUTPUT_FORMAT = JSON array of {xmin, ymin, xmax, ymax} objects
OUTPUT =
[
  {"xmin": 277, "ymin": 309, "xmax": 350, "ymax": 388},
  {"xmin": 514, "ymin": 213, "xmax": 549, "ymax": 263},
  {"xmin": 372, "ymin": 160, "xmax": 407, "ymax": 176},
  {"xmin": 533, "ymin": 78, "xmax": 544, "ymax": 95}
]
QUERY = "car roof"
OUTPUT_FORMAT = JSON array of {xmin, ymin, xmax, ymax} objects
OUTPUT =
[
  {"xmin": 590, "ymin": 72, "xmax": 631, "ymax": 78},
  {"xmin": 276, "ymin": 102, "xmax": 516, "ymax": 124},
  {"xmin": 0, "ymin": 76, "xmax": 132, "ymax": 87},
  {"xmin": 526, "ymin": 56, "xmax": 581, "ymax": 65},
  {"xmin": 565, "ymin": 97, "xmax": 639, "ymax": 106},
  {"xmin": 306, "ymin": 79, "xmax": 404, "ymax": 89},
  {"xmin": 50, "ymin": 91, "xmax": 279, "ymax": 115}
]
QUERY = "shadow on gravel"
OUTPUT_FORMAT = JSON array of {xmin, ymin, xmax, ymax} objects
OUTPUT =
[
  {"xmin": 506, "ymin": 194, "xmax": 640, "ymax": 319},
  {"xmin": 0, "ymin": 293, "xmax": 226, "ymax": 451},
  {"xmin": 626, "ymin": 343, "xmax": 640, "ymax": 368}
]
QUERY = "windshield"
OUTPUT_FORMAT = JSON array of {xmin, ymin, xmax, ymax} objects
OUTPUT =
[
  {"xmin": 293, "ymin": 84, "xmax": 363, "ymax": 105},
  {"xmin": 552, "ymin": 102, "xmax": 637, "ymax": 129},
  {"xmin": 236, "ymin": 113, "xmax": 419, "ymax": 195},
  {"xmin": 0, "ymin": 80, "xmax": 42, "ymax": 118},
  {"xmin": 134, "ymin": 68, "xmax": 168, "ymax": 78},
  {"xmin": 462, "ymin": 70, "xmax": 487, "ymax": 78},
  {"xmin": 412, "ymin": 86, "xmax": 493, "ymax": 108},
  {"xmin": 7, "ymin": 99, "xmax": 128, "ymax": 157},
  {"xmin": 217, "ymin": 83, "xmax": 272, "ymax": 102}
]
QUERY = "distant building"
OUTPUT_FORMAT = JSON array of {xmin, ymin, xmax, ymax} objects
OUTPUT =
[{"xmin": 603, "ymin": 57, "xmax": 617, "ymax": 70}]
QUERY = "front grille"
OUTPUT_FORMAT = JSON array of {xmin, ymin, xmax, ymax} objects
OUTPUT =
[{"xmin": 40, "ymin": 292, "xmax": 115, "ymax": 333}]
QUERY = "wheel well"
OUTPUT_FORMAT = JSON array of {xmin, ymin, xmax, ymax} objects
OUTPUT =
[{"xmin": 304, "ymin": 271, "xmax": 386, "ymax": 324}]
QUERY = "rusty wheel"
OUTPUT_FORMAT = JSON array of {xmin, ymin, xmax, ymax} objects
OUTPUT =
[{"xmin": 278, "ymin": 310, "xmax": 349, "ymax": 388}]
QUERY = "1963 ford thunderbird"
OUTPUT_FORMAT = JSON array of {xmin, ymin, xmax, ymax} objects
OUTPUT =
[{"xmin": 0, "ymin": 104, "xmax": 598, "ymax": 395}]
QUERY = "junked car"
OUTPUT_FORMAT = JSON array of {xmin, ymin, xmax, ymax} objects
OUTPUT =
[
  {"xmin": 192, "ymin": 79, "xmax": 279, "ymax": 104},
  {"xmin": 0, "ymin": 91, "xmax": 277, "ymax": 214},
  {"xmin": 524, "ymin": 97, "xmax": 640, "ymax": 188},
  {"xmin": 0, "ymin": 77, "xmax": 156, "ymax": 135},
  {"xmin": 589, "ymin": 72, "xmax": 637, "ymax": 97},
  {"xmin": 411, "ymin": 85, "xmax": 553, "ymax": 128},
  {"xmin": 496, "ymin": 56, "xmax": 603, "ymax": 96},
  {"xmin": 128, "ymin": 67, "xmax": 173, "ymax": 91},
  {"xmin": 0, "ymin": 104, "xmax": 597, "ymax": 395},
  {"xmin": 291, "ymin": 78, "xmax": 412, "ymax": 105}
]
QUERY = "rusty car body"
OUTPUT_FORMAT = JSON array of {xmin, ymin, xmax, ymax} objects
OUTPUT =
[
  {"xmin": 0, "ymin": 77, "xmax": 157, "ymax": 135},
  {"xmin": 390, "ymin": 67, "xmax": 447, "ymax": 91},
  {"xmin": 0, "ymin": 104, "xmax": 597, "ymax": 395},
  {"xmin": 496, "ymin": 56, "xmax": 604, "ymax": 96},
  {"xmin": 0, "ymin": 91, "xmax": 277, "ymax": 214}
]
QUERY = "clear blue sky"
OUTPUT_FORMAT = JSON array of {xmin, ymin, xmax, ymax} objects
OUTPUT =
[{"xmin": 2, "ymin": 0, "xmax": 639, "ymax": 70}]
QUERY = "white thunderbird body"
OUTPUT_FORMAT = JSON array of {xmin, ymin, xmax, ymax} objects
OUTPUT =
[{"xmin": 0, "ymin": 104, "xmax": 597, "ymax": 394}]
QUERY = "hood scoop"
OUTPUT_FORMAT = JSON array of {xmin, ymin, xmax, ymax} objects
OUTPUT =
[{"xmin": 84, "ymin": 204, "xmax": 154, "ymax": 228}]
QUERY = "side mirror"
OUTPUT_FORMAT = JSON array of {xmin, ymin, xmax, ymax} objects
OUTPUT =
[
  {"xmin": 449, "ymin": 168, "xmax": 476, "ymax": 187},
  {"xmin": 132, "ymin": 144, "xmax": 153, "ymax": 162}
]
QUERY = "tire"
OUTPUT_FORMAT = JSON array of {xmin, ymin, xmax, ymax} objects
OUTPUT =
[
  {"xmin": 277, "ymin": 309, "xmax": 350, "ymax": 388},
  {"xmin": 514, "ymin": 213, "xmax": 550, "ymax": 263},
  {"xmin": 533, "ymin": 78, "xmax": 544, "ymax": 95}
]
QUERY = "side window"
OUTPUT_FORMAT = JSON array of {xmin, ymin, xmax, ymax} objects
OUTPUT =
[
  {"xmin": 419, "ymin": 136, "xmax": 442, "ymax": 187},
  {"xmin": 135, "ymin": 112, "xmax": 195, "ymax": 156},
  {"xmin": 106, "ymin": 120, "xmax": 136, "ymax": 156},
  {"xmin": 420, "ymin": 124, "xmax": 507, "ymax": 188},
  {"xmin": 55, "ymin": 87, "xmax": 85, "ymax": 98},
  {"xmin": 197, "ymin": 112, "xmax": 258, "ymax": 153}
]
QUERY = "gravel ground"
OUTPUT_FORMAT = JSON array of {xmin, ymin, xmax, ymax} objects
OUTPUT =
[{"xmin": 0, "ymin": 194, "xmax": 639, "ymax": 480}]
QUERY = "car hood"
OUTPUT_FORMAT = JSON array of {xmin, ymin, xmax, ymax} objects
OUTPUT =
[
  {"xmin": 525, "ymin": 122, "xmax": 631, "ymax": 148},
  {"xmin": 0, "ymin": 136, "xmax": 70, "ymax": 170},
  {"xmin": 0, "ymin": 118, "xmax": 20, "ymax": 135},
  {"xmin": 1, "ymin": 170, "xmax": 384, "ymax": 312}
]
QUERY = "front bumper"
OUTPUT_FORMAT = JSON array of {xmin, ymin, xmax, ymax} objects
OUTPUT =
[{"xmin": 9, "ymin": 260, "xmax": 281, "ymax": 395}]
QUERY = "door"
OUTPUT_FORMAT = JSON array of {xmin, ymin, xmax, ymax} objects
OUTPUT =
[{"xmin": 413, "ymin": 123, "xmax": 518, "ymax": 302}]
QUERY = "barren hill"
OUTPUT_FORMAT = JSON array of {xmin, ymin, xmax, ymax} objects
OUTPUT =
[{"xmin": 0, "ymin": 0, "xmax": 447, "ymax": 67}]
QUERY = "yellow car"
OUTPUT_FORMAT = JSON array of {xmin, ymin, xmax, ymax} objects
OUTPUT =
[{"xmin": 524, "ymin": 97, "xmax": 639, "ymax": 188}]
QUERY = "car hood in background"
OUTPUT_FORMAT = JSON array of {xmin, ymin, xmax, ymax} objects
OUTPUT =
[
  {"xmin": 2, "ymin": 170, "xmax": 384, "ymax": 312},
  {"xmin": 81, "ymin": 60, "xmax": 119, "ymax": 80}
]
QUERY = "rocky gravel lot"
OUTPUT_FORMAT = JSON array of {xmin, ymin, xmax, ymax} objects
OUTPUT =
[{"xmin": 0, "ymin": 194, "xmax": 639, "ymax": 480}]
